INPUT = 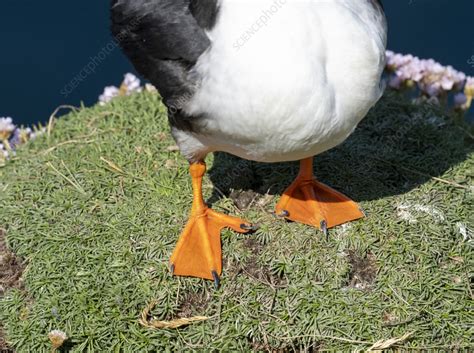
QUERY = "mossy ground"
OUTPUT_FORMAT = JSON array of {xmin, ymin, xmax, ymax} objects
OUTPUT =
[{"xmin": 0, "ymin": 91, "xmax": 472, "ymax": 351}]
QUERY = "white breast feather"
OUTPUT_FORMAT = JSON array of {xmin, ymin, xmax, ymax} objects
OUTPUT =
[{"xmin": 180, "ymin": 0, "xmax": 387, "ymax": 163}]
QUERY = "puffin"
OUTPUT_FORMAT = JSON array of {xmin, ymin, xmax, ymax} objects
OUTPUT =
[{"xmin": 111, "ymin": 0, "xmax": 387, "ymax": 286}]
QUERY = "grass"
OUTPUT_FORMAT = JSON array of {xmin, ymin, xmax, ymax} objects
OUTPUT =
[{"xmin": 0, "ymin": 90, "xmax": 473, "ymax": 351}]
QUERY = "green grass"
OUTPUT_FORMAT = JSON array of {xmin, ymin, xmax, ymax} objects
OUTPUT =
[{"xmin": 0, "ymin": 90, "xmax": 473, "ymax": 351}]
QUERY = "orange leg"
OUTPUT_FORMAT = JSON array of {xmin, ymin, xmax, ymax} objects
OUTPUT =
[
  {"xmin": 170, "ymin": 162, "xmax": 254, "ymax": 286},
  {"xmin": 275, "ymin": 158, "xmax": 364, "ymax": 234}
]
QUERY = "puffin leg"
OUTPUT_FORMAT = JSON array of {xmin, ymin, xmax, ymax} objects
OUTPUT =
[
  {"xmin": 275, "ymin": 158, "xmax": 364, "ymax": 232},
  {"xmin": 170, "ymin": 161, "xmax": 253, "ymax": 286}
]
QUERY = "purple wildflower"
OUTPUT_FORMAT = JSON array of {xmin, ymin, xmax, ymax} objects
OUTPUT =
[
  {"xmin": 454, "ymin": 93, "xmax": 468, "ymax": 108},
  {"xmin": 99, "ymin": 86, "xmax": 120, "ymax": 105},
  {"xmin": 99, "ymin": 73, "xmax": 142, "ymax": 105},
  {"xmin": 0, "ymin": 117, "xmax": 16, "ymax": 140}
]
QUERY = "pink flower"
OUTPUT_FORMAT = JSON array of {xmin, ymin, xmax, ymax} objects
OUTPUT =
[
  {"xmin": 440, "ymin": 76, "xmax": 455, "ymax": 91},
  {"xmin": 98, "ymin": 73, "xmax": 143, "ymax": 105},
  {"xmin": 396, "ymin": 59, "xmax": 423, "ymax": 82},
  {"xmin": 388, "ymin": 75, "xmax": 403, "ymax": 89},
  {"xmin": 386, "ymin": 51, "xmax": 414, "ymax": 70},
  {"xmin": 454, "ymin": 93, "xmax": 467, "ymax": 107},
  {"xmin": 385, "ymin": 51, "xmax": 473, "ymax": 111},
  {"xmin": 421, "ymin": 82, "xmax": 442, "ymax": 97},
  {"xmin": 0, "ymin": 117, "xmax": 16, "ymax": 140},
  {"xmin": 123, "ymin": 73, "xmax": 141, "ymax": 93},
  {"xmin": 99, "ymin": 86, "xmax": 120, "ymax": 105}
]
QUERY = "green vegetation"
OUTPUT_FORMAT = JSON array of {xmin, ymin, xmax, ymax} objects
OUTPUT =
[{"xmin": 0, "ymin": 91, "xmax": 472, "ymax": 351}]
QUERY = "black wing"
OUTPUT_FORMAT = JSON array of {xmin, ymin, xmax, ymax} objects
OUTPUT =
[{"xmin": 110, "ymin": 0, "xmax": 218, "ymax": 108}]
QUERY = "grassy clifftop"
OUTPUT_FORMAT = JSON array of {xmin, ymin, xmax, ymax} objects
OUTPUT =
[{"xmin": 0, "ymin": 91, "xmax": 472, "ymax": 351}]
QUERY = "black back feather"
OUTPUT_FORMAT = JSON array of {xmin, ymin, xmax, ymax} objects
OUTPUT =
[{"xmin": 110, "ymin": 0, "xmax": 219, "ymax": 116}]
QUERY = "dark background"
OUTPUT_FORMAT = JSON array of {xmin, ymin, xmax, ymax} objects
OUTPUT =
[{"xmin": 1, "ymin": 0, "xmax": 473, "ymax": 125}]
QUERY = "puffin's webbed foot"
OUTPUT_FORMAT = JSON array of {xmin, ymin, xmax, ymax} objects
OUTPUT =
[
  {"xmin": 170, "ymin": 162, "xmax": 253, "ymax": 286},
  {"xmin": 275, "ymin": 158, "xmax": 364, "ymax": 233}
]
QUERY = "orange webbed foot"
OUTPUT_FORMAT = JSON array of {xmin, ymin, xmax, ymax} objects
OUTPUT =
[
  {"xmin": 170, "ymin": 162, "xmax": 254, "ymax": 286},
  {"xmin": 275, "ymin": 158, "xmax": 364, "ymax": 233},
  {"xmin": 170, "ymin": 208, "xmax": 252, "ymax": 285}
]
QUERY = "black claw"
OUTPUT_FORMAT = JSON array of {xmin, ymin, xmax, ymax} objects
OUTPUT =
[
  {"xmin": 277, "ymin": 210, "xmax": 290, "ymax": 218},
  {"xmin": 240, "ymin": 223, "xmax": 259, "ymax": 232},
  {"xmin": 211, "ymin": 271, "xmax": 220, "ymax": 289},
  {"xmin": 170, "ymin": 264, "xmax": 175, "ymax": 275},
  {"xmin": 320, "ymin": 220, "xmax": 328, "ymax": 240}
]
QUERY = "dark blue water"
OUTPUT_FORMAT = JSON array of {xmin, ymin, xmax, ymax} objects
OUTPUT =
[{"xmin": 1, "ymin": 0, "xmax": 473, "ymax": 125}]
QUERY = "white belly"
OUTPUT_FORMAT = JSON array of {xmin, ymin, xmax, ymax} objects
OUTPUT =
[{"xmin": 183, "ymin": 0, "xmax": 387, "ymax": 162}]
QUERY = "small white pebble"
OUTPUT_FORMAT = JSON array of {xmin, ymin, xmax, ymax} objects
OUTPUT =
[{"xmin": 456, "ymin": 222, "xmax": 472, "ymax": 242}]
